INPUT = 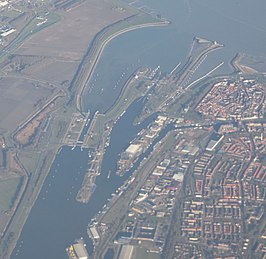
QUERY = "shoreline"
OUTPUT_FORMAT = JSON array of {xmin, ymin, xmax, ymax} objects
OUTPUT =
[
  {"xmin": 1, "ymin": 146, "xmax": 62, "ymax": 259},
  {"xmin": 75, "ymin": 19, "xmax": 170, "ymax": 112},
  {"xmin": 1, "ymin": 10, "xmax": 169, "ymax": 259}
]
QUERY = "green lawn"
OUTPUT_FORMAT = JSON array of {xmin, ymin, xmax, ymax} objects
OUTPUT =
[{"xmin": 0, "ymin": 177, "xmax": 22, "ymax": 211}]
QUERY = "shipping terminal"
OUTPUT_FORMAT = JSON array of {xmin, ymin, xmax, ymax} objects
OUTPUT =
[{"xmin": 66, "ymin": 238, "xmax": 89, "ymax": 259}]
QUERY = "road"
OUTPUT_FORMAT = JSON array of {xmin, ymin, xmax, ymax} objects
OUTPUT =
[{"xmin": 94, "ymin": 131, "xmax": 176, "ymax": 259}]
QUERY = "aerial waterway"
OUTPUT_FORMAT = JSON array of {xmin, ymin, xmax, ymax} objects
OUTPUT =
[
  {"xmin": 11, "ymin": 0, "xmax": 266, "ymax": 258},
  {"xmin": 11, "ymin": 98, "xmax": 165, "ymax": 259}
]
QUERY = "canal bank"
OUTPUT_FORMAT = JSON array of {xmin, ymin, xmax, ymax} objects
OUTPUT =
[
  {"xmin": 12, "ymin": 98, "xmax": 156, "ymax": 259},
  {"xmin": 11, "ymin": 0, "xmax": 266, "ymax": 258}
]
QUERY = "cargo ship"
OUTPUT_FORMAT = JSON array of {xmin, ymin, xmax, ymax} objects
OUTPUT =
[
  {"xmin": 116, "ymin": 116, "xmax": 169, "ymax": 176},
  {"xmin": 66, "ymin": 238, "xmax": 89, "ymax": 259}
]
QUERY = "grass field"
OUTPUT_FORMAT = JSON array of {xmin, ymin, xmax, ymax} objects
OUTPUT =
[
  {"xmin": 1, "ymin": 9, "xmax": 22, "ymax": 20},
  {"xmin": 0, "ymin": 11, "xmax": 61, "ymax": 62},
  {"xmin": 0, "ymin": 177, "xmax": 22, "ymax": 211}
]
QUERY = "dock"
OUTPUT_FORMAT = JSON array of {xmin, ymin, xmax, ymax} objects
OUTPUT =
[{"xmin": 66, "ymin": 238, "xmax": 89, "ymax": 259}]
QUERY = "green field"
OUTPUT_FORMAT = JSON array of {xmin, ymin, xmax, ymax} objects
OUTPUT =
[
  {"xmin": 0, "ymin": 11, "xmax": 61, "ymax": 61},
  {"xmin": 0, "ymin": 177, "xmax": 22, "ymax": 211},
  {"xmin": 1, "ymin": 9, "xmax": 22, "ymax": 20}
]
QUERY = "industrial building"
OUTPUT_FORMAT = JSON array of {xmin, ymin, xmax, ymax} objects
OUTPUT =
[
  {"xmin": 73, "ymin": 243, "xmax": 88, "ymax": 259},
  {"xmin": 66, "ymin": 238, "xmax": 89, "ymax": 259},
  {"xmin": 117, "ymin": 245, "xmax": 135, "ymax": 259},
  {"xmin": 125, "ymin": 144, "xmax": 143, "ymax": 157}
]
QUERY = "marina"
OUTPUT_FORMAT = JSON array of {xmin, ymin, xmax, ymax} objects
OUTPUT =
[
  {"xmin": 116, "ymin": 115, "xmax": 169, "ymax": 176},
  {"xmin": 10, "ymin": 0, "xmax": 266, "ymax": 258}
]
